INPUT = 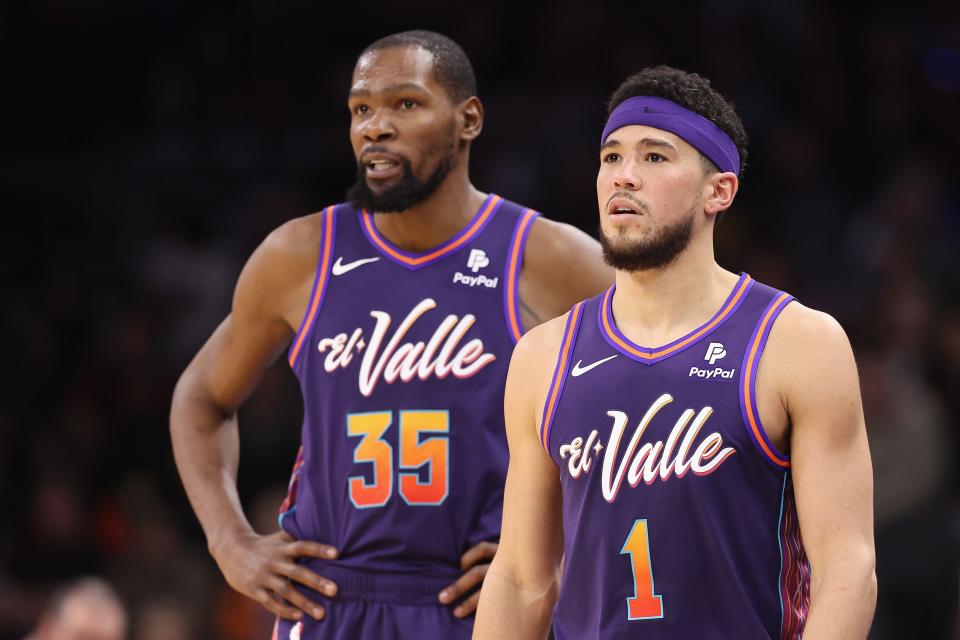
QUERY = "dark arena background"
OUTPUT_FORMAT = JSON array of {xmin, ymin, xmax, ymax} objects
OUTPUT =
[{"xmin": 2, "ymin": 1, "xmax": 958, "ymax": 638}]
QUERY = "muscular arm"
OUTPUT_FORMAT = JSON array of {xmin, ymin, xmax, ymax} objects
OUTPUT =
[
  {"xmin": 519, "ymin": 218, "xmax": 613, "ymax": 329},
  {"xmin": 170, "ymin": 214, "xmax": 338, "ymax": 621},
  {"xmin": 763, "ymin": 305, "xmax": 877, "ymax": 638},
  {"xmin": 473, "ymin": 319, "xmax": 566, "ymax": 639}
]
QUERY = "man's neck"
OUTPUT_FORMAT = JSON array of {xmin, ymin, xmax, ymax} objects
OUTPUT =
[
  {"xmin": 610, "ymin": 243, "xmax": 739, "ymax": 347},
  {"xmin": 371, "ymin": 170, "xmax": 487, "ymax": 253}
]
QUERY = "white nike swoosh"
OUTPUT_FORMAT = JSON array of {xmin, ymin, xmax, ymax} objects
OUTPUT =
[
  {"xmin": 570, "ymin": 355, "xmax": 618, "ymax": 377},
  {"xmin": 332, "ymin": 256, "xmax": 380, "ymax": 276}
]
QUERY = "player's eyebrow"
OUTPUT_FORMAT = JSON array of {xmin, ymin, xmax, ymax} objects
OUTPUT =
[
  {"xmin": 600, "ymin": 137, "xmax": 678, "ymax": 153},
  {"xmin": 349, "ymin": 82, "xmax": 430, "ymax": 98},
  {"xmin": 635, "ymin": 137, "xmax": 678, "ymax": 152}
]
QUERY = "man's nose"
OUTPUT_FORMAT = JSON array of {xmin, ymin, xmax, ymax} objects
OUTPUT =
[
  {"xmin": 610, "ymin": 155, "xmax": 642, "ymax": 190},
  {"xmin": 613, "ymin": 169, "xmax": 640, "ymax": 190},
  {"xmin": 362, "ymin": 111, "xmax": 397, "ymax": 142}
]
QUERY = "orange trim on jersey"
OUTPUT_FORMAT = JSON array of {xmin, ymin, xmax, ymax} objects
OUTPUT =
[
  {"xmin": 743, "ymin": 292, "xmax": 792, "ymax": 468},
  {"xmin": 506, "ymin": 209, "xmax": 538, "ymax": 342},
  {"xmin": 541, "ymin": 303, "xmax": 584, "ymax": 451},
  {"xmin": 601, "ymin": 275, "xmax": 752, "ymax": 360},
  {"xmin": 288, "ymin": 208, "xmax": 335, "ymax": 368},
  {"xmin": 361, "ymin": 195, "xmax": 501, "ymax": 266}
]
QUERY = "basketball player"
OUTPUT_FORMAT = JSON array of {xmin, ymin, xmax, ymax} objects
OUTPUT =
[
  {"xmin": 474, "ymin": 66, "xmax": 877, "ymax": 639},
  {"xmin": 169, "ymin": 31, "xmax": 612, "ymax": 639}
]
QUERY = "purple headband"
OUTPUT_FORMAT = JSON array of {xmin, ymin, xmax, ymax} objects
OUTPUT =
[{"xmin": 600, "ymin": 96, "xmax": 740, "ymax": 175}]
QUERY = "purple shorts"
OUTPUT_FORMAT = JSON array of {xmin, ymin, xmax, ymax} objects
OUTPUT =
[{"xmin": 271, "ymin": 562, "xmax": 474, "ymax": 640}]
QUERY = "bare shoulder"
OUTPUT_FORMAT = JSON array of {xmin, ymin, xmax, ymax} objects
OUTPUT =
[
  {"xmin": 524, "ymin": 217, "xmax": 611, "ymax": 283},
  {"xmin": 525, "ymin": 217, "xmax": 599, "ymax": 255},
  {"xmin": 234, "ymin": 211, "xmax": 326, "ymax": 328},
  {"xmin": 507, "ymin": 311, "xmax": 573, "ymax": 426},
  {"xmin": 766, "ymin": 301, "xmax": 853, "ymax": 363},
  {"xmin": 518, "ymin": 216, "xmax": 613, "ymax": 324},
  {"xmin": 513, "ymin": 311, "xmax": 571, "ymax": 368},
  {"xmin": 258, "ymin": 212, "xmax": 325, "ymax": 271},
  {"xmin": 763, "ymin": 300, "xmax": 858, "ymax": 411}
]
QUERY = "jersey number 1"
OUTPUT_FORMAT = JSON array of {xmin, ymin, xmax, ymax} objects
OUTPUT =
[
  {"xmin": 347, "ymin": 410, "xmax": 449, "ymax": 508},
  {"xmin": 621, "ymin": 519, "xmax": 664, "ymax": 620}
]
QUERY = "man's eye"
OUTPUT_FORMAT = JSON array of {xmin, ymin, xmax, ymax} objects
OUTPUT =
[
  {"xmin": 353, "ymin": 104, "xmax": 369, "ymax": 115},
  {"xmin": 602, "ymin": 153, "xmax": 621, "ymax": 163},
  {"xmin": 400, "ymin": 100, "xmax": 417, "ymax": 110},
  {"xmin": 648, "ymin": 153, "xmax": 665, "ymax": 162}
]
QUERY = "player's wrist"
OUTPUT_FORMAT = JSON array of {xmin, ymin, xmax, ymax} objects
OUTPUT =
[{"xmin": 206, "ymin": 519, "xmax": 255, "ymax": 560}]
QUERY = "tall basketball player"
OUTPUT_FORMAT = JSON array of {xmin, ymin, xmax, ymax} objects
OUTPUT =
[
  {"xmin": 474, "ymin": 66, "xmax": 877, "ymax": 639},
  {"xmin": 169, "ymin": 31, "xmax": 612, "ymax": 640}
]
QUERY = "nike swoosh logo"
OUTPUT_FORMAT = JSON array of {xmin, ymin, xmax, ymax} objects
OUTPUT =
[
  {"xmin": 332, "ymin": 256, "xmax": 380, "ymax": 276},
  {"xmin": 570, "ymin": 355, "xmax": 618, "ymax": 377}
]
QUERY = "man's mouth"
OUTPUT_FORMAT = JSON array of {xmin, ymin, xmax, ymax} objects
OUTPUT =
[
  {"xmin": 361, "ymin": 151, "xmax": 404, "ymax": 177},
  {"xmin": 606, "ymin": 196, "xmax": 645, "ymax": 216},
  {"xmin": 367, "ymin": 160, "xmax": 399, "ymax": 174}
]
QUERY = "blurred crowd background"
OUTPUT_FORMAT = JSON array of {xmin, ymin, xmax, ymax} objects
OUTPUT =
[{"xmin": 2, "ymin": 0, "xmax": 958, "ymax": 638}]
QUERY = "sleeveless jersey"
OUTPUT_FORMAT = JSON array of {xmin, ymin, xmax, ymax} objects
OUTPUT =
[
  {"xmin": 540, "ymin": 274, "xmax": 810, "ymax": 639},
  {"xmin": 279, "ymin": 194, "xmax": 538, "ymax": 578}
]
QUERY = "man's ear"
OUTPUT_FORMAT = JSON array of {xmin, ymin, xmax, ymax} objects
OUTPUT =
[
  {"xmin": 704, "ymin": 172, "xmax": 738, "ymax": 215},
  {"xmin": 459, "ymin": 97, "xmax": 484, "ymax": 142}
]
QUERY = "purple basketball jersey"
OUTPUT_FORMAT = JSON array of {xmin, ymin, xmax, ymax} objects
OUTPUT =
[
  {"xmin": 280, "ymin": 194, "xmax": 538, "ymax": 581},
  {"xmin": 540, "ymin": 274, "xmax": 810, "ymax": 639}
]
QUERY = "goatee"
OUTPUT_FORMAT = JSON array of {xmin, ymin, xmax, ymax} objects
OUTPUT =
[{"xmin": 599, "ymin": 212, "xmax": 694, "ymax": 272}]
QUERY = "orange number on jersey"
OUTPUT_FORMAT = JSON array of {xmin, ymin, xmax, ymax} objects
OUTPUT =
[
  {"xmin": 347, "ymin": 411, "xmax": 393, "ymax": 508},
  {"xmin": 398, "ymin": 411, "xmax": 449, "ymax": 505},
  {"xmin": 621, "ymin": 519, "xmax": 664, "ymax": 620}
]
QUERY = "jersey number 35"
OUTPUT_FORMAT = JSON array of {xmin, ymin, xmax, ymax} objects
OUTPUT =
[{"xmin": 346, "ymin": 410, "xmax": 450, "ymax": 508}]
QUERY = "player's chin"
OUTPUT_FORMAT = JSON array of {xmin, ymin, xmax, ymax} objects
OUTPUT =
[
  {"xmin": 365, "ymin": 166, "xmax": 404, "ymax": 184},
  {"xmin": 605, "ymin": 212, "xmax": 647, "ymax": 229},
  {"xmin": 601, "ymin": 223, "xmax": 646, "ymax": 247}
]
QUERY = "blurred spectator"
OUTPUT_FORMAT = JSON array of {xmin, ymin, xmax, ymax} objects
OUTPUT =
[
  {"xmin": 25, "ymin": 576, "xmax": 127, "ymax": 640},
  {"xmin": 131, "ymin": 598, "xmax": 194, "ymax": 640}
]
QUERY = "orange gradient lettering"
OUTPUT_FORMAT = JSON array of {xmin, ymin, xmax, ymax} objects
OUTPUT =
[
  {"xmin": 399, "ymin": 411, "xmax": 449, "ymax": 505},
  {"xmin": 621, "ymin": 519, "xmax": 664, "ymax": 620},
  {"xmin": 347, "ymin": 412, "xmax": 393, "ymax": 508}
]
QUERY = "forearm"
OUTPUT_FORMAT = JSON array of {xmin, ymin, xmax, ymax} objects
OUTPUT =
[
  {"xmin": 170, "ymin": 378, "xmax": 253, "ymax": 554},
  {"xmin": 801, "ymin": 558, "xmax": 877, "ymax": 639},
  {"xmin": 473, "ymin": 566, "xmax": 556, "ymax": 640}
]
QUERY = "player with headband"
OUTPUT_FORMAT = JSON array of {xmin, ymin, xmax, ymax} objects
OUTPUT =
[{"xmin": 474, "ymin": 66, "xmax": 876, "ymax": 639}]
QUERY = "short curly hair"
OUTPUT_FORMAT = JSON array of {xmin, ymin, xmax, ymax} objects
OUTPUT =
[{"xmin": 607, "ymin": 66, "xmax": 748, "ymax": 177}]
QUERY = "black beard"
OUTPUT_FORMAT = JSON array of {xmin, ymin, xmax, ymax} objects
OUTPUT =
[
  {"xmin": 345, "ymin": 149, "xmax": 453, "ymax": 213},
  {"xmin": 599, "ymin": 212, "xmax": 694, "ymax": 272}
]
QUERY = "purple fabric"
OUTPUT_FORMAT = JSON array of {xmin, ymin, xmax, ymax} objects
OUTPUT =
[
  {"xmin": 502, "ymin": 209, "xmax": 540, "ymax": 344},
  {"xmin": 274, "ymin": 596, "xmax": 474, "ymax": 639},
  {"xmin": 545, "ymin": 278, "xmax": 808, "ymax": 638},
  {"xmin": 280, "ymin": 195, "xmax": 533, "ymax": 636},
  {"xmin": 601, "ymin": 96, "xmax": 740, "ymax": 175},
  {"xmin": 738, "ymin": 292, "xmax": 795, "ymax": 469}
]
